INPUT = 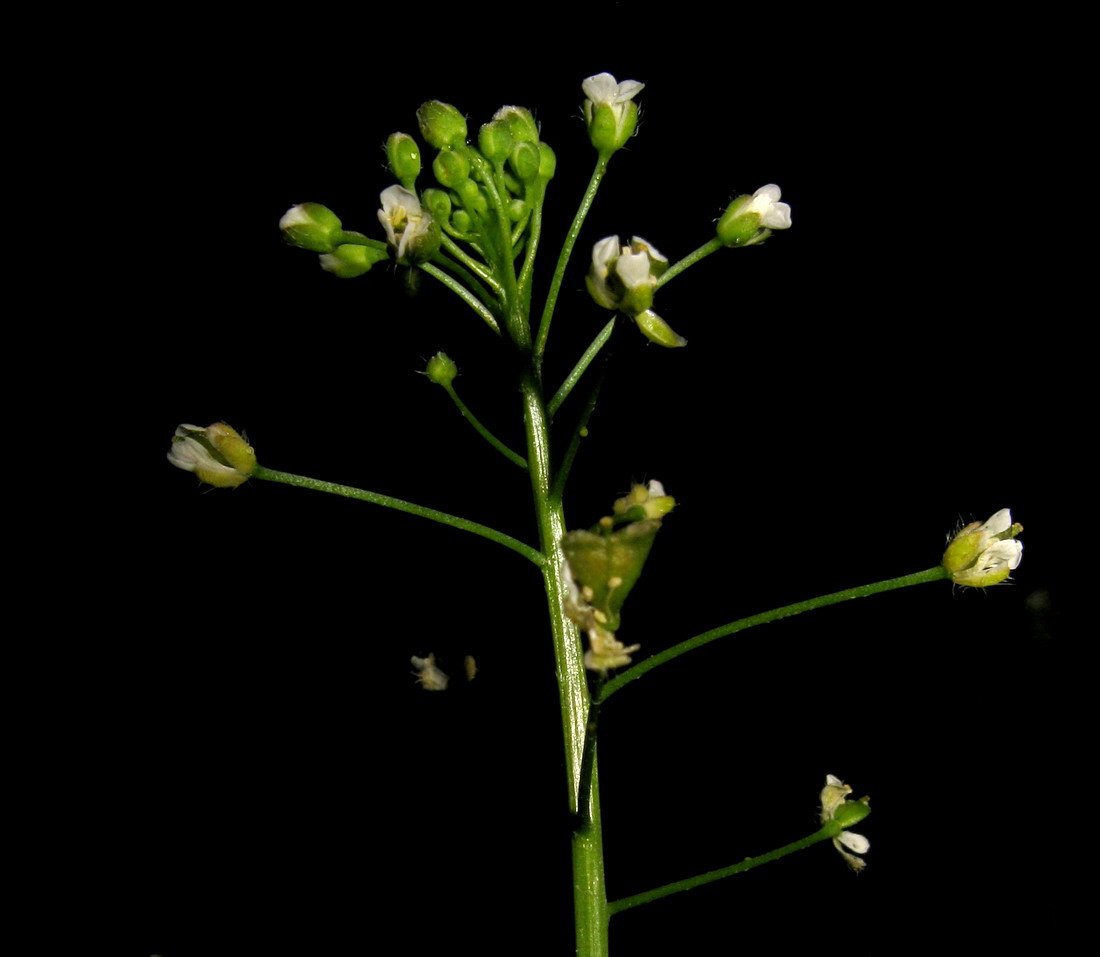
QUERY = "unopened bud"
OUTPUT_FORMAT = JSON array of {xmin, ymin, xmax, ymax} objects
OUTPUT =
[{"xmin": 280, "ymin": 203, "xmax": 342, "ymax": 253}]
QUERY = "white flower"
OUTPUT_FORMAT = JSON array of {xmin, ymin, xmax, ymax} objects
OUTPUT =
[
  {"xmin": 586, "ymin": 235, "xmax": 666, "ymax": 314},
  {"xmin": 820, "ymin": 774, "xmax": 870, "ymax": 872},
  {"xmin": 943, "ymin": 508, "xmax": 1024, "ymax": 587},
  {"xmin": 411, "ymin": 654, "xmax": 449, "ymax": 691},
  {"xmin": 377, "ymin": 185, "xmax": 435, "ymax": 263},
  {"xmin": 582, "ymin": 73, "xmax": 644, "ymax": 153},
  {"xmin": 742, "ymin": 184, "xmax": 792, "ymax": 230},
  {"xmin": 167, "ymin": 423, "xmax": 255, "ymax": 488}
]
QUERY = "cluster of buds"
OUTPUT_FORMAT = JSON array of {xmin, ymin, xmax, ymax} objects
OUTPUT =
[
  {"xmin": 562, "ymin": 481, "xmax": 675, "ymax": 673},
  {"xmin": 587, "ymin": 236, "xmax": 686, "ymax": 348},
  {"xmin": 411, "ymin": 100, "xmax": 555, "ymax": 253}
]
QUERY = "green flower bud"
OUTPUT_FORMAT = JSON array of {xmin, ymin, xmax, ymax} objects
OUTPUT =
[
  {"xmin": 493, "ymin": 105, "xmax": 539, "ymax": 144},
  {"xmin": 425, "ymin": 351, "xmax": 458, "ymax": 387},
  {"xmin": 417, "ymin": 100, "xmax": 467, "ymax": 149},
  {"xmin": 509, "ymin": 140, "xmax": 541, "ymax": 183},
  {"xmin": 613, "ymin": 481, "xmax": 676, "ymax": 522},
  {"xmin": 456, "ymin": 178, "xmax": 489, "ymax": 219},
  {"xmin": 319, "ymin": 243, "xmax": 388, "ymax": 278},
  {"xmin": 386, "ymin": 132, "xmax": 421, "ymax": 189},
  {"xmin": 452, "ymin": 209, "xmax": 473, "ymax": 233},
  {"xmin": 432, "ymin": 148, "xmax": 471, "ymax": 188},
  {"xmin": 507, "ymin": 199, "xmax": 527, "ymax": 222},
  {"xmin": 538, "ymin": 142, "xmax": 557, "ymax": 181},
  {"xmin": 478, "ymin": 120, "xmax": 513, "ymax": 163},
  {"xmin": 167, "ymin": 423, "xmax": 256, "ymax": 488},
  {"xmin": 279, "ymin": 203, "xmax": 342, "ymax": 253},
  {"xmin": 421, "ymin": 188, "xmax": 452, "ymax": 224}
]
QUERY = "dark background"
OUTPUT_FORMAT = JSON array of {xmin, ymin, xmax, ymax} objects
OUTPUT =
[{"xmin": 70, "ymin": 6, "xmax": 1082, "ymax": 954}]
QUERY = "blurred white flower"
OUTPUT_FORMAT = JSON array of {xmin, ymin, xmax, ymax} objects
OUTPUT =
[
  {"xmin": 820, "ymin": 774, "xmax": 870, "ymax": 872},
  {"xmin": 943, "ymin": 508, "xmax": 1024, "ymax": 587},
  {"xmin": 378, "ymin": 185, "xmax": 435, "ymax": 262}
]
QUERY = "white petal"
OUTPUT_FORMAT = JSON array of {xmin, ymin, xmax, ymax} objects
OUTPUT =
[
  {"xmin": 279, "ymin": 205, "xmax": 311, "ymax": 229},
  {"xmin": 837, "ymin": 830, "xmax": 870, "ymax": 854},
  {"xmin": 379, "ymin": 184, "xmax": 421, "ymax": 217},
  {"xmin": 980, "ymin": 508, "xmax": 1013, "ymax": 535},
  {"xmin": 760, "ymin": 202, "xmax": 792, "ymax": 229},
  {"xmin": 615, "ymin": 250, "xmax": 652, "ymax": 289},
  {"xmin": 825, "ymin": 774, "xmax": 844, "ymax": 788},
  {"xmin": 753, "ymin": 184, "xmax": 783, "ymax": 202},
  {"xmin": 614, "ymin": 79, "xmax": 645, "ymax": 102},
  {"xmin": 582, "ymin": 73, "xmax": 619, "ymax": 104},
  {"xmin": 591, "ymin": 236, "xmax": 621, "ymax": 276},
  {"xmin": 647, "ymin": 480, "xmax": 666, "ymax": 497},
  {"xmin": 630, "ymin": 236, "xmax": 666, "ymax": 264}
]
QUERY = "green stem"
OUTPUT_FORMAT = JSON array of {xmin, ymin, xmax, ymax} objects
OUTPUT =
[
  {"xmin": 429, "ymin": 250, "xmax": 497, "ymax": 310},
  {"xmin": 534, "ymin": 156, "xmax": 609, "ymax": 364},
  {"xmin": 418, "ymin": 263, "xmax": 500, "ymax": 335},
  {"xmin": 440, "ymin": 233, "xmax": 499, "ymax": 293},
  {"xmin": 519, "ymin": 372, "xmax": 609, "ymax": 956},
  {"xmin": 550, "ymin": 367, "xmax": 605, "ymax": 505},
  {"xmin": 547, "ymin": 317, "xmax": 615, "ymax": 419},
  {"xmin": 608, "ymin": 823, "xmax": 843, "ymax": 916},
  {"xmin": 600, "ymin": 566, "xmax": 950, "ymax": 700},
  {"xmin": 251, "ymin": 466, "xmax": 543, "ymax": 566},
  {"xmin": 654, "ymin": 237, "xmax": 724, "ymax": 290},
  {"xmin": 442, "ymin": 384, "xmax": 528, "ymax": 470}
]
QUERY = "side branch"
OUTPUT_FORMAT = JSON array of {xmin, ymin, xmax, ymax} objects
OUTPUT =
[
  {"xmin": 252, "ymin": 466, "xmax": 543, "ymax": 565},
  {"xmin": 608, "ymin": 823, "xmax": 842, "ymax": 916},
  {"xmin": 599, "ymin": 566, "xmax": 950, "ymax": 700}
]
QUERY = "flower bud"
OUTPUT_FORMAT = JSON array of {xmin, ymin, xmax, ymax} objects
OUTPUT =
[
  {"xmin": 613, "ymin": 481, "xmax": 676, "ymax": 522},
  {"xmin": 425, "ymin": 351, "xmax": 458, "ymax": 387},
  {"xmin": 478, "ymin": 119, "xmax": 513, "ymax": 163},
  {"xmin": 538, "ymin": 142, "xmax": 557, "ymax": 181},
  {"xmin": 493, "ymin": 105, "xmax": 539, "ymax": 145},
  {"xmin": 416, "ymin": 100, "xmax": 467, "ymax": 149},
  {"xmin": 943, "ymin": 508, "xmax": 1024, "ymax": 587},
  {"xmin": 279, "ymin": 203, "xmax": 342, "ymax": 253},
  {"xmin": 716, "ymin": 185, "xmax": 792, "ymax": 247},
  {"xmin": 385, "ymin": 132, "xmax": 421, "ymax": 189},
  {"xmin": 167, "ymin": 423, "xmax": 256, "ymax": 488},
  {"xmin": 509, "ymin": 141, "xmax": 541, "ymax": 183},
  {"xmin": 420, "ymin": 188, "xmax": 452, "ymax": 224},
  {"xmin": 432, "ymin": 148, "xmax": 470, "ymax": 188},
  {"xmin": 582, "ymin": 72, "xmax": 644, "ymax": 156},
  {"xmin": 319, "ymin": 243, "xmax": 388, "ymax": 278}
]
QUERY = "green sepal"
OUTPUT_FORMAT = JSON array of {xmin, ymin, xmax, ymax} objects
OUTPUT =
[{"xmin": 562, "ymin": 519, "xmax": 661, "ymax": 632}]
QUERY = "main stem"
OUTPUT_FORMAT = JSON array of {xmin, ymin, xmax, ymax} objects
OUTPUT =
[{"xmin": 520, "ymin": 370, "xmax": 609, "ymax": 957}]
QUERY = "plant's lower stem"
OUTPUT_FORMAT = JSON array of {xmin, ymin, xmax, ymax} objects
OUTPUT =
[{"xmin": 520, "ymin": 371, "xmax": 609, "ymax": 957}]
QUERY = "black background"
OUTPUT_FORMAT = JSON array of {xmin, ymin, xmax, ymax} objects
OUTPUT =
[{"xmin": 69, "ymin": 6, "xmax": 1082, "ymax": 955}]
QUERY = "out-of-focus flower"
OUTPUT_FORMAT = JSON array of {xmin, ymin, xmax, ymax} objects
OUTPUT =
[
  {"xmin": 820, "ymin": 774, "xmax": 871, "ymax": 871},
  {"xmin": 943, "ymin": 508, "xmax": 1024, "ymax": 587},
  {"xmin": 167, "ymin": 423, "xmax": 255, "ymax": 488},
  {"xmin": 582, "ymin": 72, "xmax": 644, "ymax": 155},
  {"xmin": 280, "ymin": 203, "xmax": 343, "ymax": 253},
  {"xmin": 613, "ymin": 480, "xmax": 676, "ymax": 521},
  {"xmin": 411, "ymin": 654, "xmax": 449, "ymax": 691}
]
